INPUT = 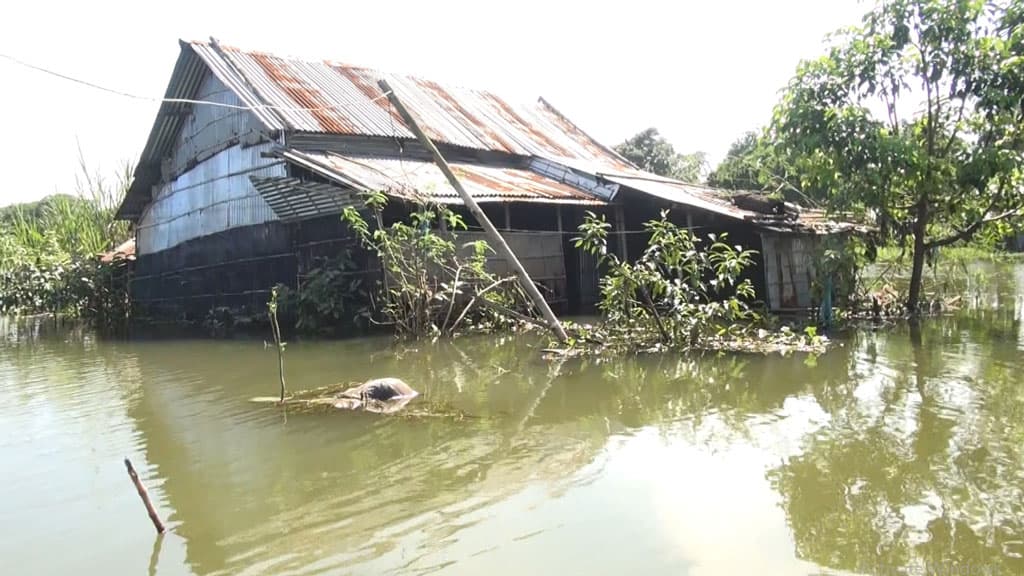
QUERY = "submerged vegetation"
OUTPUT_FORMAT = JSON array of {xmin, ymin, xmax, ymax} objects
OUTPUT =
[
  {"xmin": 0, "ymin": 160, "xmax": 133, "ymax": 330},
  {"xmin": 340, "ymin": 191, "xmax": 533, "ymax": 339},
  {"xmin": 274, "ymin": 250, "xmax": 369, "ymax": 336},
  {"xmin": 572, "ymin": 210, "xmax": 758, "ymax": 349},
  {"xmin": 565, "ymin": 210, "xmax": 828, "ymax": 356}
]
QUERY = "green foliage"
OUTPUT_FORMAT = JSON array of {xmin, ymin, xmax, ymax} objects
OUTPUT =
[
  {"xmin": 0, "ymin": 159, "xmax": 133, "ymax": 329},
  {"xmin": 277, "ymin": 250, "xmax": 369, "ymax": 335},
  {"xmin": 707, "ymin": 131, "xmax": 825, "ymax": 208},
  {"xmin": 813, "ymin": 234, "xmax": 872, "ymax": 307},
  {"xmin": 572, "ymin": 210, "xmax": 761, "ymax": 350},
  {"xmin": 707, "ymin": 131, "xmax": 779, "ymax": 192},
  {"xmin": 768, "ymin": 0, "xmax": 1024, "ymax": 310},
  {"xmin": 341, "ymin": 192, "xmax": 528, "ymax": 339},
  {"xmin": 613, "ymin": 127, "xmax": 709, "ymax": 183}
]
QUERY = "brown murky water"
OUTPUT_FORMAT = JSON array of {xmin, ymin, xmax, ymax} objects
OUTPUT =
[{"xmin": 2, "ymin": 265, "xmax": 1023, "ymax": 576}]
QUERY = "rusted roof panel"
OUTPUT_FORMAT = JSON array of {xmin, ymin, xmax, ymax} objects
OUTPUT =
[
  {"xmin": 278, "ymin": 149, "xmax": 604, "ymax": 206},
  {"xmin": 185, "ymin": 41, "xmax": 631, "ymax": 168},
  {"xmin": 595, "ymin": 169, "xmax": 864, "ymax": 234}
]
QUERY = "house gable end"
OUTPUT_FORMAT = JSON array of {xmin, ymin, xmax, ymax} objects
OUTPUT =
[{"xmin": 117, "ymin": 41, "xmax": 274, "ymax": 221}]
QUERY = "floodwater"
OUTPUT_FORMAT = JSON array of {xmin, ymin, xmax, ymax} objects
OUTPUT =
[{"xmin": 2, "ymin": 267, "xmax": 1023, "ymax": 576}]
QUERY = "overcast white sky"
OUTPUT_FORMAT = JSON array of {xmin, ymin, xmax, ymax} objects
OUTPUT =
[{"xmin": 0, "ymin": 0, "xmax": 867, "ymax": 207}]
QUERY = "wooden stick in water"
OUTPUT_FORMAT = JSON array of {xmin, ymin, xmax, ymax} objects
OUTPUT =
[{"xmin": 124, "ymin": 458, "xmax": 166, "ymax": 534}]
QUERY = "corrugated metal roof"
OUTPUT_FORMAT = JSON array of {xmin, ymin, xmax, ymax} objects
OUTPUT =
[
  {"xmin": 258, "ymin": 149, "xmax": 603, "ymax": 222},
  {"xmin": 119, "ymin": 44, "xmax": 215, "ymax": 220},
  {"xmin": 597, "ymin": 171, "xmax": 742, "ymax": 220},
  {"xmin": 187, "ymin": 40, "xmax": 630, "ymax": 166},
  {"xmin": 250, "ymin": 177, "xmax": 360, "ymax": 222},
  {"xmin": 119, "ymin": 39, "xmax": 633, "ymax": 221},
  {"xmin": 303, "ymin": 150, "xmax": 603, "ymax": 204},
  {"xmin": 594, "ymin": 169, "xmax": 864, "ymax": 234}
]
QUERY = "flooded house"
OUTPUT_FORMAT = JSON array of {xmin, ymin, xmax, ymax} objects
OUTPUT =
[{"xmin": 116, "ymin": 39, "xmax": 858, "ymax": 322}]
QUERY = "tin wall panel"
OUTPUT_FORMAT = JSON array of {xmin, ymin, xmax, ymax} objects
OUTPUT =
[{"xmin": 137, "ymin": 142, "xmax": 285, "ymax": 254}]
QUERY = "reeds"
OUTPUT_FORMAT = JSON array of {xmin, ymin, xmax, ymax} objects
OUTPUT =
[{"xmin": 0, "ymin": 152, "xmax": 133, "ymax": 324}]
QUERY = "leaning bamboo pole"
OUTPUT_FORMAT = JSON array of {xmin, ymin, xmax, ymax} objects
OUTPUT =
[{"xmin": 377, "ymin": 79, "xmax": 568, "ymax": 343}]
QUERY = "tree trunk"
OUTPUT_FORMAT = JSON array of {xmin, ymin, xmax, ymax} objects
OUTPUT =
[{"xmin": 907, "ymin": 200, "xmax": 929, "ymax": 314}]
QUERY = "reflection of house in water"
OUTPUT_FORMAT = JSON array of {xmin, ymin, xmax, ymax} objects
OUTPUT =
[
  {"xmin": 125, "ymin": 340, "xmax": 608, "ymax": 574},
  {"xmin": 122, "ymin": 335, "xmax": 860, "ymax": 574},
  {"xmin": 116, "ymin": 39, "xmax": 862, "ymax": 324}
]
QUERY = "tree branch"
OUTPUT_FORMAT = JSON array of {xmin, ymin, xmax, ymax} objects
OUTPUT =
[
  {"xmin": 942, "ymin": 92, "xmax": 969, "ymax": 155},
  {"xmin": 925, "ymin": 207, "xmax": 1023, "ymax": 249}
]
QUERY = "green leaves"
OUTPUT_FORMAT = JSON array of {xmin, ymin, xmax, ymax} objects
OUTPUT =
[
  {"xmin": 762, "ymin": 0, "xmax": 1024, "ymax": 308},
  {"xmin": 339, "ymin": 193, "xmax": 524, "ymax": 338},
  {"xmin": 572, "ymin": 210, "xmax": 611, "ymax": 263},
  {"xmin": 573, "ymin": 211, "xmax": 760, "ymax": 351}
]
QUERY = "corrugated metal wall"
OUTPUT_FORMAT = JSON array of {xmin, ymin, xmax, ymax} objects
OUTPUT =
[
  {"xmin": 761, "ymin": 234, "xmax": 820, "ymax": 310},
  {"xmin": 136, "ymin": 71, "xmax": 285, "ymax": 255}
]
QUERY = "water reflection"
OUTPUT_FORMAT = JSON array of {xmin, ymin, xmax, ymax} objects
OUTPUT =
[
  {"xmin": 1, "ymin": 265, "xmax": 1023, "ymax": 576},
  {"xmin": 770, "ymin": 315, "xmax": 1024, "ymax": 574},
  {"xmin": 117, "ymin": 333, "xmax": 862, "ymax": 576}
]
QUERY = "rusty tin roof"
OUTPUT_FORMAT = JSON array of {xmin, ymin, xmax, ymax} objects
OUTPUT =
[
  {"xmin": 119, "ymin": 39, "xmax": 631, "ymax": 220},
  {"xmin": 257, "ymin": 149, "xmax": 603, "ymax": 222},
  {"xmin": 189, "ymin": 41, "xmax": 629, "ymax": 165}
]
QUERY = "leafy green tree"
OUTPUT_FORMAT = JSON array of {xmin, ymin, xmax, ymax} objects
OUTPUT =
[
  {"xmin": 707, "ymin": 131, "xmax": 762, "ymax": 190},
  {"xmin": 769, "ymin": 0, "xmax": 1024, "ymax": 312},
  {"xmin": 614, "ymin": 128, "xmax": 709, "ymax": 183}
]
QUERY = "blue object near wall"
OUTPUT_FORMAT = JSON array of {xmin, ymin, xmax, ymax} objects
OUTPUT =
[{"xmin": 818, "ymin": 275, "xmax": 834, "ymax": 328}]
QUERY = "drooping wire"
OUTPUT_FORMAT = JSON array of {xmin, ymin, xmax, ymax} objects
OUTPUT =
[{"xmin": 0, "ymin": 52, "xmax": 393, "ymax": 114}]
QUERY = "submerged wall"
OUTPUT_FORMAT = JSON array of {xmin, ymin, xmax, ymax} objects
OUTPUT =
[
  {"xmin": 132, "ymin": 221, "xmax": 294, "ymax": 320},
  {"xmin": 131, "ymin": 211, "xmax": 569, "ymax": 323}
]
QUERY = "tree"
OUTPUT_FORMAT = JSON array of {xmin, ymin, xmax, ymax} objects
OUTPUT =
[
  {"xmin": 708, "ymin": 131, "xmax": 834, "ymax": 207},
  {"xmin": 614, "ymin": 128, "xmax": 709, "ymax": 183},
  {"xmin": 769, "ymin": 0, "xmax": 1024, "ymax": 312},
  {"xmin": 707, "ymin": 131, "xmax": 765, "ymax": 190}
]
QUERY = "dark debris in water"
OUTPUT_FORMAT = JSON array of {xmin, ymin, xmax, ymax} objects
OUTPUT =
[{"xmin": 251, "ymin": 382, "xmax": 480, "ymax": 420}]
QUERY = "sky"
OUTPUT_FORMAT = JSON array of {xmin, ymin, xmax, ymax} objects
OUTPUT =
[{"xmin": 0, "ymin": 0, "xmax": 868, "ymax": 208}]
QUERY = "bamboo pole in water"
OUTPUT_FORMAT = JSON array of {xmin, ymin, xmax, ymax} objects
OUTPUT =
[
  {"xmin": 377, "ymin": 79, "xmax": 569, "ymax": 344},
  {"xmin": 124, "ymin": 458, "xmax": 166, "ymax": 534},
  {"xmin": 268, "ymin": 288, "xmax": 287, "ymax": 403}
]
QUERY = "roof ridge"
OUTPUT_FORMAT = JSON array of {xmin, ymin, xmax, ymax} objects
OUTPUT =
[{"xmin": 187, "ymin": 39, "xmax": 532, "ymax": 105}]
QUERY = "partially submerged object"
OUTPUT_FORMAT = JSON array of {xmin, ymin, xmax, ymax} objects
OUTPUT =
[
  {"xmin": 250, "ymin": 377, "xmax": 419, "ymax": 414},
  {"xmin": 332, "ymin": 378, "xmax": 419, "ymax": 414}
]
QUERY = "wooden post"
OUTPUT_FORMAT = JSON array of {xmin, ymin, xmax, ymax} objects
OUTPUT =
[
  {"xmin": 124, "ymin": 458, "xmax": 166, "ymax": 534},
  {"xmin": 379, "ymin": 79, "xmax": 568, "ymax": 343}
]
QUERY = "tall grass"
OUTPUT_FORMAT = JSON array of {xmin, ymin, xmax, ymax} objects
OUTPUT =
[
  {"xmin": 0, "ymin": 153, "xmax": 134, "ymax": 324},
  {"xmin": 1, "ymin": 157, "xmax": 131, "ymax": 259}
]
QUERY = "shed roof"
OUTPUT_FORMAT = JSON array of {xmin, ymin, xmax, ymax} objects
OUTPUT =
[
  {"xmin": 188, "ymin": 41, "xmax": 628, "ymax": 164},
  {"xmin": 253, "ymin": 149, "xmax": 604, "ymax": 222},
  {"xmin": 119, "ymin": 39, "xmax": 631, "ymax": 220}
]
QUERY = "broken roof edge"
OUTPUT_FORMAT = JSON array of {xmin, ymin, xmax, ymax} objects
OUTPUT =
[{"xmin": 576, "ymin": 164, "xmax": 868, "ymax": 235}]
